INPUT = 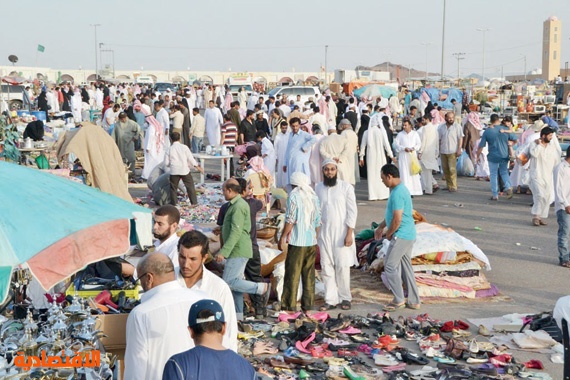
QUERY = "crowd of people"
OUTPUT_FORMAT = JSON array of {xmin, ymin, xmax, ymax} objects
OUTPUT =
[{"xmin": 28, "ymin": 80, "xmax": 570, "ymax": 378}]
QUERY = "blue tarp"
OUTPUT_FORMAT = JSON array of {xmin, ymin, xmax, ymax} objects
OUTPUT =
[{"xmin": 412, "ymin": 87, "xmax": 464, "ymax": 110}]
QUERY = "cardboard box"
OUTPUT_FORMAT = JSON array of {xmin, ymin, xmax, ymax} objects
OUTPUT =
[{"xmin": 99, "ymin": 313, "xmax": 129, "ymax": 350}]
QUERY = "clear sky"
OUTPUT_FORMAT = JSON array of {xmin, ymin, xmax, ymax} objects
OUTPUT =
[{"xmin": 2, "ymin": 0, "xmax": 569, "ymax": 77}]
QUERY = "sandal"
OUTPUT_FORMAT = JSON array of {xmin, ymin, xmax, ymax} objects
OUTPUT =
[
  {"xmin": 406, "ymin": 303, "xmax": 421, "ymax": 310},
  {"xmin": 382, "ymin": 302, "xmax": 405, "ymax": 312},
  {"xmin": 319, "ymin": 303, "xmax": 336, "ymax": 312},
  {"xmin": 532, "ymin": 218, "xmax": 540, "ymax": 226},
  {"xmin": 340, "ymin": 300, "xmax": 351, "ymax": 310},
  {"xmin": 253, "ymin": 341, "xmax": 278, "ymax": 356}
]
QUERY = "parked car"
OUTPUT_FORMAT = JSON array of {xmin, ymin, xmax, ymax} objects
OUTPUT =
[
  {"xmin": 267, "ymin": 86, "xmax": 321, "ymax": 105},
  {"xmin": 0, "ymin": 85, "xmax": 32, "ymax": 111},
  {"xmin": 154, "ymin": 82, "xmax": 176, "ymax": 94},
  {"xmin": 229, "ymin": 84, "xmax": 253, "ymax": 100}
]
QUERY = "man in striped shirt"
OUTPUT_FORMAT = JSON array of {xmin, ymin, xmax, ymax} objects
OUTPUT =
[
  {"xmin": 278, "ymin": 172, "xmax": 321, "ymax": 312},
  {"xmin": 221, "ymin": 114, "xmax": 237, "ymax": 176}
]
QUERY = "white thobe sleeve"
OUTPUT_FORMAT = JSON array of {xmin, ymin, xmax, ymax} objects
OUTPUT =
[
  {"xmin": 413, "ymin": 132, "xmax": 422, "ymax": 151},
  {"xmin": 359, "ymin": 131, "xmax": 368, "ymax": 159},
  {"xmin": 345, "ymin": 184, "xmax": 357, "ymax": 229},
  {"xmin": 124, "ymin": 312, "xmax": 149, "ymax": 380}
]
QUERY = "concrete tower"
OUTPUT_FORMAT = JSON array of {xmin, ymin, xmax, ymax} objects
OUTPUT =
[{"xmin": 542, "ymin": 16, "xmax": 561, "ymax": 81}]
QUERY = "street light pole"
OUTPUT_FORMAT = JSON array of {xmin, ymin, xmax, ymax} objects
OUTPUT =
[
  {"xmin": 524, "ymin": 56, "xmax": 527, "ymax": 81},
  {"xmin": 421, "ymin": 42, "xmax": 432, "ymax": 83},
  {"xmin": 452, "ymin": 52, "xmax": 465, "ymax": 85},
  {"xmin": 441, "ymin": 0, "xmax": 447, "ymax": 81},
  {"xmin": 476, "ymin": 27, "xmax": 491, "ymax": 85},
  {"xmin": 90, "ymin": 24, "xmax": 101, "ymax": 81},
  {"xmin": 324, "ymin": 45, "xmax": 328, "ymax": 86}
]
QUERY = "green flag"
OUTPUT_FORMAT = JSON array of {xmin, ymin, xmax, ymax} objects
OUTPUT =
[{"xmin": 37, "ymin": 44, "xmax": 45, "ymax": 53}]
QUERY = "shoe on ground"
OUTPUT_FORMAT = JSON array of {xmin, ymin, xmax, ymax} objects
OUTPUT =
[
  {"xmin": 560, "ymin": 261, "xmax": 570, "ymax": 268},
  {"xmin": 506, "ymin": 188, "xmax": 513, "ymax": 199}
]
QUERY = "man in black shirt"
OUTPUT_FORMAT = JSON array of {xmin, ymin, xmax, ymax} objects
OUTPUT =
[{"xmin": 239, "ymin": 110, "xmax": 257, "ymax": 144}]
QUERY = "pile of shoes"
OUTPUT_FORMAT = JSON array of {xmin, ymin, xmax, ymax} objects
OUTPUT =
[{"xmin": 235, "ymin": 311, "xmax": 552, "ymax": 379}]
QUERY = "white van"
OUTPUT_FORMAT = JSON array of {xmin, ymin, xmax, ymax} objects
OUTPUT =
[
  {"xmin": 267, "ymin": 86, "xmax": 322, "ymax": 105},
  {"xmin": 135, "ymin": 76, "xmax": 154, "ymax": 85}
]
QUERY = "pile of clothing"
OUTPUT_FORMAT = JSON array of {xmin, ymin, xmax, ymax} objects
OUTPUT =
[
  {"xmin": 357, "ymin": 213, "xmax": 496, "ymax": 300},
  {"xmin": 179, "ymin": 184, "xmax": 227, "ymax": 224}
]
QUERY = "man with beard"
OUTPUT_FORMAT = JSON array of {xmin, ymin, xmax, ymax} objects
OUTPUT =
[
  {"xmin": 529, "ymin": 127, "xmax": 562, "ymax": 226},
  {"xmin": 175, "ymin": 231, "xmax": 238, "ymax": 352},
  {"xmin": 152, "ymin": 205, "xmax": 182, "ymax": 271},
  {"xmin": 316, "ymin": 160, "xmax": 357, "ymax": 311}
]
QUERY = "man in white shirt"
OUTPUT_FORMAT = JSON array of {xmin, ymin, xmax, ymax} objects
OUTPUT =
[
  {"xmin": 310, "ymin": 106, "xmax": 327, "ymax": 130},
  {"xmin": 175, "ymin": 230, "xmax": 238, "ymax": 352},
  {"xmin": 189, "ymin": 108, "xmax": 206, "ymax": 153},
  {"xmin": 278, "ymin": 101, "xmax": 291, "ymax": 119},
  {"xmin": 152, "ymin": 205, "xmax": 182, "ymax": 270},
  {"xmin": 165, "ymin": 132, "xmax": 204, "ymax": 206},
  {"xmin": 124, "ymin": 253, "xmax": 206, "ymax": 380},
  {"xmin": 102, "ymin": 103, "xmax": 119, "ymax": 133},
  {"xmin": 554, "ymin": 146, "xmax": 570, "ymax": 268}
]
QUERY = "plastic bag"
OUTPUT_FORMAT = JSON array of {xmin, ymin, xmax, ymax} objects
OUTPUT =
[
  {"xmin": 409, "ymin": 152, "xmax": 422, "ymax": 175},
  {"xmin": 457, "ymin": 151, "xmax": 474, "ymax": 176},
  {"xmin": 516, "ymin": 142, "xmax": 531, "ymax": 165}
]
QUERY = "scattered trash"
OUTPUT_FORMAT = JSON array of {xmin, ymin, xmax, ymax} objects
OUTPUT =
[
  {"xmin": 454, "ymin": 203, "xmax": 464, "ymax": 208},
  {"xmin": 474, "ymin": 227, "xmax": 482, "ymax": 231},
  {"xmin": 440, "ymin": 223, "xmax": 449, "ymax": 227},
  {"xmin": 515, "ymin": 243, "xmax": 521, "ymax": 246},
  {"xmin": 530, "ymin": 247, "xmax": 540, "ymax": 250}
]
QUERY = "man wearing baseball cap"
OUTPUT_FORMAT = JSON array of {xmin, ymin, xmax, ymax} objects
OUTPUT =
[{"xmin": 162, "ymin": 300, "xmax": 256, "ymax": 380}]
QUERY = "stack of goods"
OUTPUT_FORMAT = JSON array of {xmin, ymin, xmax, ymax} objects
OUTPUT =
[
  {"xmin": 0, "ymin": 300, "xmax": 118, "ymax": 379},
  {"xmin": 406, "ymin": 222, "xmax": 494, "ymax": 299}
]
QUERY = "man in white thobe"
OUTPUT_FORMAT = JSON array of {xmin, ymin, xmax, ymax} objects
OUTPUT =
[
  {"xmin": 394, "ymin": 119, "xmax": 423, "ymax": 196},
  {"xmin": 125, "ymin": 254, "xmax": 206, "ymax": 380},
  {"xmin": 154, "ymin": 100, "xmax": 171, "ymax": 150},
  {"xmin": 204, "ymin": 100, "xmax": 223, "ymax": 146},
  {"xmin": 359, "ymin": 119, "xmax": 395, "ymax": 201},
  {"xmin": 529, "ymin": 126, "xmax": 562, "ymax": 226},
  {"xmin": 274, "ymin": 122, "xmax": 290, "ymax": 188},
  {"xmin": 256, "ymin": 131, "xmax": 276, "ymax": 180},
  {"xmin": 340, "ymin": 119, "xmax": 359, "ymax": 185},
  {"xmin": 309, "ymin": 128, "xmax": 325, "ymax": 187},
  {"xmin": 418, "ymin": 113, "xmax": 440, "ymax": 194},
  {"xmin": 284, "ymin": 117, "xmax": 316, "ymax": 189},
  {"xmin": 316, "ymin": 159, "xmax": 357, "ymax": 310},
  {"xmin": 175, "ymin": 230, "xmax": 238, "ymax": 352},
  {"xmin": 319, "ymin": 124, "xmax": 349, "ymax": 182}
]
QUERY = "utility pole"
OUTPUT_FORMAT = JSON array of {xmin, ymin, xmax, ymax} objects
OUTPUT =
[
  {"xmin": 441, "ymin": 0, "xmax": 447, "ymax": 81},
  {"xmin": 421, "ymin": 42, "xmax": 432, "ymax": 83},
  {"xmin": 476, "ymin": 27, "xmax": 491, "ymax": 85},
  {"xmin": 324, "ymin": 45, "xmax": 328, "ymax": 86},
  {"xmin": 452, "ymin": 52, "xmax": 465, "ymax": 86},
  {"xmin": 90, "ymin": 24, "xmax": 101, "ymax": 81},
  {"xmin": 524, "ymin": 56, "xmax": 527, "ymax": 81}
]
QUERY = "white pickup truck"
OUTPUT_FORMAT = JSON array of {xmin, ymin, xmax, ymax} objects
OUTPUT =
[{"xmin": 0, "ymin": 85, "xmax": 32, "ymax": 111}]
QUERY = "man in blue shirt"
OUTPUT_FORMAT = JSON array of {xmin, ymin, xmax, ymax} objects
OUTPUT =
[
  {"xmin": 162, "ymin": 299, "xmax": 256, "ymax": 380},
  {"xmin": 542, "ymin": 110, "xmax": 559, "ymax": 132},
  {"xmin": 374, "ymin": 164, "xmax": 421, "ymax": 311},
  {"xmin": 476, "ymin": 114, "xmax": 518, "ymax": 200}
]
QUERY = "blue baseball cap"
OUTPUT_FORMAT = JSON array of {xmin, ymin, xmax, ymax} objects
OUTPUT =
[{"xmin": 188, "ymin": 299, "xmax": 225, "ymax": 327}]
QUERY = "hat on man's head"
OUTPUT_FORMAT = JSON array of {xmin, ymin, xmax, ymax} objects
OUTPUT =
[
  {"xmin": 339, "ymin": 119, "xmax": 351, "ymax": 126},
  {"xmin": 188, "ymin": 299, "xmax": 225, "ymax": 328},
  {"xmin": 322, "ymin": 158, "xmax": 337, "ymax": 168},
  {"xmin": 531, "ymin": 119, "xmax": 545, "ymax": 131},
  {"xmin": 327, "ymin": 125, "xmax": 336, "ymax": 131}
]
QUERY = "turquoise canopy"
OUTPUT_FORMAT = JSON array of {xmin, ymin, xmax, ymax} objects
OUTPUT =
[{"xmin": 0, "ymin": 162, "xmax": 152, "ymax": 303}]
